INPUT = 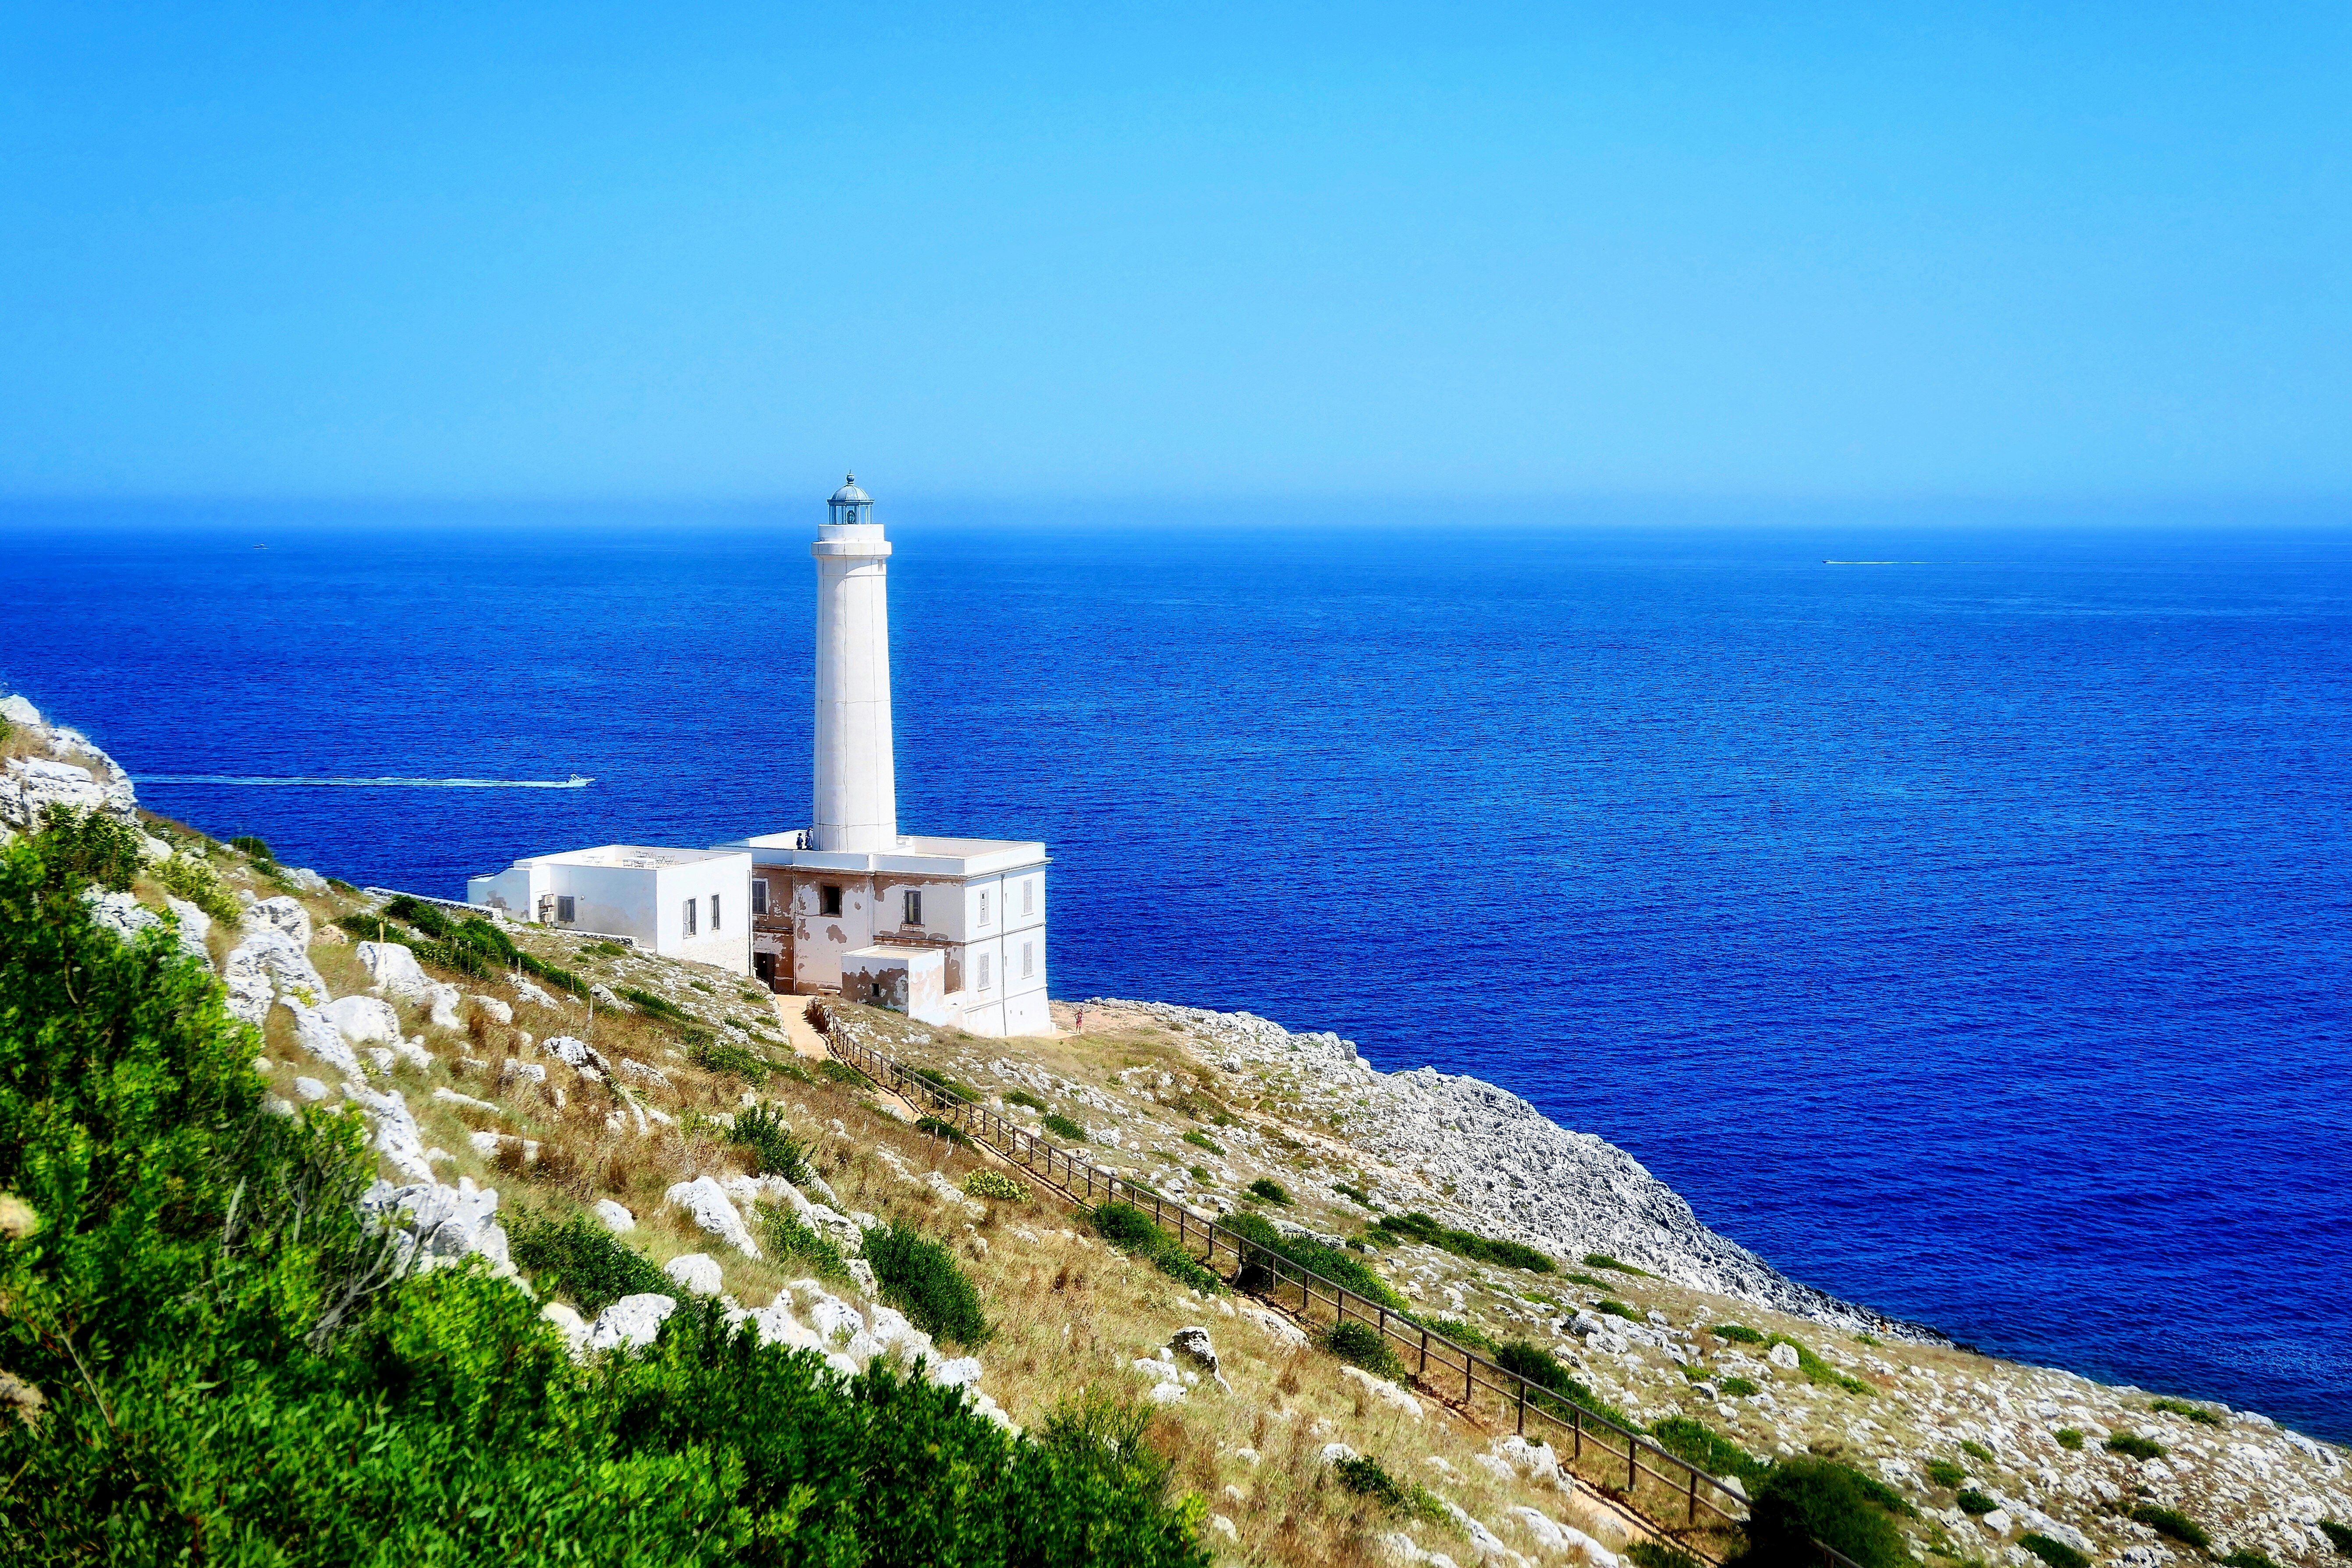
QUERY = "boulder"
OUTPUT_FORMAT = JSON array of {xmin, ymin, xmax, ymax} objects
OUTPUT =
[
  {"xmin": 929, "ymin": 1356, "xmax": 983, "ymax": 1390},
  {"xmin": 513, "ymin": 976, "xmax": 557, "ymax": 1007},
  {"xmin": 321, "ymin": 995, "xmax": 400, "ymax": 1046},
  {"xmin": 1341, "ymin": 1364, "xmax": 1422, "ymax": 1419},
  {"xmin": 162, "ymin": 897, "xmax": 216, "ymax": 968},
  {"xmin": 1170, "ymin": 1325, "xmax": 1220, "ymax": 1374},
  {"xmin": 594, "ymin": 1199, "xmax": 636, "ymax": 1233},
  {"xmin": 663, "ymin": 1252, "xmax": 724, "ymax": 1296},
  {"xmin": 357, "ymin": 940, "xmax": 429, "ymax": 1000},
  {"xmin": 543, "ymin": 1035, "xmax": 610, "ymax": 1073},
  {"xmin": 1767, "ymin": 1342, "xmax": 1803, "ymax": 1370},
  {"xmin": 664, "ymin": 1175, "xmax": 762, "ymax": 1258},
  {"xmin": 470, "ymin": 995, "xmax": 514, "ymax": 1025},
  {"xmin": 293, "ymin": 1077, "xmax": 330, "ymax": 1102},
  {"xmin": 540, "ymin": 1302, "xmax": 590, "ymax": 1354},
  {"xmin": 223, "ymin": 927, "xmax": 327, "ymax": 1022},
  {"xmin": 358, "ymin": 1176, "xmax": 508, "ymax": 1271},
  {"xmin": 585, "ymin": 1293, "xmax": 677, "ymax": 1353},
  {"xmin": 245, "ymin": 894, "xmax": 313, "ymax": 948},
  {"xmin": 423, "ymin": 982, "xmax": 463, "ymax": 1031},
  {"xmin": 342, "ymin": 1082, "xmax": 434, "ymax": 1182},
  {"xmin": 280, "ymin": 1002, "xmax": 363, "ymax": 1077}
]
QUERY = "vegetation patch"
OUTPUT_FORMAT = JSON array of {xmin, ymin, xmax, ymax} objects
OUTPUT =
[
  {"xmin": 764, "ymin": 1210, "xmax": 848, "ymax": 1281},
  {"xmin": 1224, "ymin": 1211, "xmax": 1404, "ymax": 1311},
  {"xmin": 1596, "ymin": 1299, "xmax": 1643, "ymax": 1321},
  {"xmin": 1958, "ymin": 1439, "xmax": 1994, "ymax": 1462},
  {"xmin": 1004, "ymin": 1088, "xmax": 1048, "ymax": 1112},
  {"xmin": 1955, "ymin": 1490, "xmax": 1996, "ymax": 1516},
  {"xmin": 229, "ymin": 833, "xmax": 276, "ymax": 864},
  {"xmin": 1041, "ymin": 1112, "xmax": 1089, "ymax": 1142},
  {"xmin": 1713, "ymin": 1324, "xmax": 1765, "ymax": 1345},
  {"xmin": 2106, "ymin": 1433, "xmax": 2165, "ymax": 1460},
  {"xmin": 1181, "ymin": 1129, "xmax": 1224, "ymax": 1156},
  {"xmin": 690, "ymin": 1036, "xmax": 774, "ymax": 1083},
  {"xmin": 2148, "ymin": 1397, "xmax": 2224, "ymax": 1427},
  {"xmin": 620, "ymin": 985, "xmax": 694, "ymax": 1024},
  {"xmin": 2021, "ymin": 1534, "xmax": 2090, "ymax": 1568},
  {"xmin": 1245, "ymin": 1177, "xmax": 1292, "ymax": 1205},
  {"xmin": 1408, "ymin": 1316, "xmax": 1497, "ymax": 1356},
  {"xmin": 1329, "ymin": 1454, "xmax": 1448, "ymax": 1523},
  {"xmin": 1332, "ymin": 1181, "xmax": 1374, "ymax": 1207},
  {"xmin": 1650, "ymin": 1416, "xmax": 1770, "ymax": 1488},
  {"xmin": 1627, "ymin": 1543, "xmax": 1708, "ymax": 1568},
  {"xmin": 914, "ymin": 1115, "xmax": 972, "ymax": 1146},
  {"xmin": 153, "ymin": 852, "xmax": 241, "ymax": 922},
  {"xmin": 1494, "ymin": 1339, "xmax": 1640, "ymax": 1431},
  {"xmin": 961, "ymin": 1169, "xmax": 1026, "ymax": 1203},
  {"xmin": 1718, "ymin": 1376, "xmax": 1760, "ymax": 1398},
  {"xmin": 2131, "ymin": 1505, "xmax": 2210, "ymax": 1551},
  {"xmin": 2221, "ymin": 1550, "xmax": 2280, "ymax": 1568},
  {"xmin": 1321, "ymin": 1320, "xmax": 1406, "ymax": 1382},
  {"xmin": 1583, "ymin": 1252, "xmax": 1648, "ymax": 1276},
  {"xmin": 1731, "ymin": 1455, "xmax": 1915, "ymax": 1568},
  {"xmin": 1087, "ymin": 1203, "xmax": 1222, "ymax": 1294},
  {"xmin": 2320, "ymin": 1522, "xmax": 2352, "ymax": 1557},
  {"xmin": 727, "ymin": 1103, "xmax": 809, "ymax": 1181},
  {"xmin": 817, "ymin": 1059, "xmax": 869, "ymax": 1087},
  {"xmin": 508, "ymin": 1210, "xmax": 673, "ymax": 1316},
  {"xmin": 1370, "ymin": 1210, "xmax": 1554, "ymax": 1273},
  {"xmin": 1764, "ymin": 1333, "xmax": 1873, "ymax": 1396},
  {"xmin": 1924, "ymin": 1459, "xmax": 1967, "ymax": 1489},
  {"xmin": 862, "ymin": 1221, "xmax": 990, "ymax": 1346},
  {"xmin": 2054, "ymin": 1428, "xmax": 2084, "ymax": 1451}
]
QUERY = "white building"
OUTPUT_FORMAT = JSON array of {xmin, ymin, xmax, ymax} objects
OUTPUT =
[
  {"xmin": 466, "ymin": 845, "xmax": 753, "ymax": 975},
  {"xmin": 716, "ymin": 475, "xmax": 1051, "ymax": 1037}
]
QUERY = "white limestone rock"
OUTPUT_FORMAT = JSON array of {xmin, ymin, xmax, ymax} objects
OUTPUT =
[
  {"xmin": 244, "ymin": 894, "xmax": 313, "ymax": 948},
  {"xmin": 665, "ymin": 1175, "xmax": 763, "ymax": 1258},
  {"xmin": 358, "ymin": 1176, "xmax": 509, "ymax": 1272},
  {"xmin": 1767, "ymin": 1342, "xmax": 1802, "ymax": 1371},
  {"xmin": 321, "ymin": 994, "xmax": 400, "ymax": 1047},
  {"xmin": 540, "ymin": 1302, "xmax": 590, "ymax": 1355},
  {"xmin": 342, "ymin": 1082, "xmax": 435, "ymax": 1182},
  {"xmin": 929, "ymin": 1355, "xmax": 983, "ymax": 1390},
  {"xmin": 162, "ymin": 897, "xmax": 215, "ymax": 968},
  {"xmin": 422, "ymin": 982, "xmax": 463, "ymax": 1031},
  {"xmin": 470, "ymin": 995, "xmax": 514, "ymax": 1025},
  {"xmin": 664, "ymin": 1252, "xmax": 725, "ymax": 1296},
  {"xmin": 280, "ymin": 1001, "xmax": 364, "ymax": 1077},
  {"xmin": 293, "ymin": 1076, "xmax": 330, "ymax": 1102},
  {"xmin": 594, "ymin": 1199, "xmax": 636, "ymax": 1233},
  {"xmin": 1341, "ymin": 1364, "xmax": 1423, "ymax": 1419},
  {"xmin": 513, "ymin": 976, "xmax": 557, "ymax": 1007},
  {"xmin": 543, "ymin": 1035, "xmax": 610, "ymax": 1074},
  {"xmin": 585, "ymin": 1293, "xmax": 677, "ymax": 1353},
  {"xmin": 357, "ymin": 940, "xmax": 429, "ymax": 1000}
]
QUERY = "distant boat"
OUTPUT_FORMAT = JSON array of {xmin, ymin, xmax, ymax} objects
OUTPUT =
[{"xmin": 136, "ymin": 773, "xmax": 595, "ymax": 789}]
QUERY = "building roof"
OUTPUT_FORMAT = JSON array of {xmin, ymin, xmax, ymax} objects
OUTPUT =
[
  {"xmin": 513, "ymin": 844, "xmax": 747, "ymax": 870},
  {"xmin": 829, "ymin": 473, "xmax": 872, "ymax": 504}
]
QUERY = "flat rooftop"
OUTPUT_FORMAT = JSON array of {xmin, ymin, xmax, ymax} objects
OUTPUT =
[
  {"xmin": 716, "ymin": 830, "xmax": 1047, "ymax": 876},
  {"xmin": 521, "ymin": 844, "xmax": 747, "ymax": 869}
]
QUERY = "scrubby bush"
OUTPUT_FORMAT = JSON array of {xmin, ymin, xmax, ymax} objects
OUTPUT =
[
  {"xmin": 1322, "ymin": 1320, "xmax": 1405, "ymax": 1381},
  {"xmin": 621, "ymin": 984, "xmax": 693, "ymax": 1023},
  {"xmin": 508, "ymin": 1210, "xmax": 673, "ymax": 1315},
  {"xmin": 2320, "ymin": 1522, "xmax": 2352, "ymax": 1557},
  {"xmin": 1955, "ymin": 1490, "xmax": 1996, "ymax": 1516},
  {"xmin": 1627, "ymin": 1542, "xmax": 1708, "ymax": 1568},
  {"xmin": 1494, "ymin": 1338, "xmax": 1641, "ymax": 1430},
  {"xmin": 2149, "ymin": 1397, "xmax": 2224, "ymax": 1427},
  {"xmin": 1329, "ymin": 1452, "xmax": 1445, "ymax": 1521},
  {"xmin": 691, "ymin": 1035, "xmax": 773, "ymax": 1083},
  {"xmin": 1596, "ymin": 1299, "xmax": 1642, "ymax": 1321},
  {"xmin": 1650, "ymin": 1416, "xmax": 1770, "ymax": 1488},
  {"xmin": 32, "ymin": 804, "xmax": 142, "ymax": 892},
  {"xmin": 863, "ymin": 1221, "xmax": 990, "ymax": 1346},
  {"xmin": 1410, "ymin": 1315, "xmax": 1497, "ymax": 1356},
  {"xmin": 1714, "ymin": 1323, "xmax": 1765, "ymax": 1345},
  {"xmin": 154, "ymin": 850, "xmax": 241, "ymax": 921},
  {"xmin": 1719, "ymin": 1376, "xmax": 1761, "ymax": 1397},
  {"xmin": 1245, "ymin": 1176, "xmax": 1292, "ymax": 1205},
  {"xmin": 1958, "ymin": 1439, "xmax": 1994, "ymax": 1462},
  {"xmin": 1584, "ymin": 1252, "xmax": 1648, "ymax": 1276},
  {"xmin": 1924, "ymin": 1458, "xmax": 1967, "ymax": 1488},
  {"xmin": 2131, "ymin": 1504, "xmax": 2210, "ymax": 1551},
  {"xmin": 905, "ymin": 1064, "xmax": 975, "ymax": 1104},
  {"xmin": 2220, "ymin": 1550, "xmax": 2280, "ymax": 1568},
  {"xmin": 1731, "ymin": 1455, "xmax": 1916, "ymax": 1568},
  {"xmin": 1333, "ymin": 1181, "xmax": 1373, "ymax": 1207},
  {"xmin": 1223, "ymin": 1211, "xmax": 1405, "ymax": 1310},
  {"xmin": 229, "ymin": 832, "xmax": 276, "ymax": 864},
  {"xmin": 914, "ymin": 1115, "xmax": 973, "ymax": 1146},
  {"xmin": 1765, "ymin": 1332, "xmax": 1873, "ymax": 1395},
  {"xmin": 1181, "ymin": 1128, "xmax": 1223, "ymax": 1156},
  {"xmin": 2054, "ymin": 1427, "xmax": 2085, "ymax": 1451},
  {"xmin": 963, "ymin": 1168, "xmax": 1027, "ymax": 1203},
  {"xmin": 1370, "ymin": 1210, "xmax": 1554, "ymax": 1272},
  {"xmin": 1041, "ymin": 1112, "xmax": 1088, "ymax": 1142},
  {"xmin": 765, "ymin": 1210, "xmax": 849, "ymax": 1280},
  {"xmin": 2021, "ymin": 1534, "xmax": 2090, "ymax": 1568},
  {"xmin": 728, "ymin": 1103, "xmax": 809, "ymax": 1181},
  {"xmin": 2106, "ymin": 1433, "xmax": 2166, "ymax": 1460},
  {"xmin": 817, "ymin": 1058, "xmax": 868, "ymax": 1086},
  {"xmin": 1004, "ymin": 1088, "xmax": 1047, "ymax": 1111},
  {"xmin": 1089, "ymin": 1203, "xmax": 1222, "ymax": 1294}
]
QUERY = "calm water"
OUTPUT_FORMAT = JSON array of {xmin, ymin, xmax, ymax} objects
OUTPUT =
[{"xmin": 6, "ymin": 499, "xmax": 2348, "ymax": 1440}]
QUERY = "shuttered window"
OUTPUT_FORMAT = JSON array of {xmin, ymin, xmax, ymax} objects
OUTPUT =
[{"xmin": 683, "ymin": 898, "xmax": 697, "ymax": 937}]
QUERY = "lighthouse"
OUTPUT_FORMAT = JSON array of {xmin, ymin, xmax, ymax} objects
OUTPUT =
[
  {"xmin": 811, "ymin": 475, "xmax": 898, "ymax": 853},
  {"xmin": 714, "ymin": 475, "xmax": 1053, "ymax": 1036}
]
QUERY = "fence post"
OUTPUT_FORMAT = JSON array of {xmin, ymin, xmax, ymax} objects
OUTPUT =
[
  {"xmin": 1689, "ymin": 1466, "xmax": 1699, "ymax": 1523},
  {"xmin": 1419, "ymin": 1327, "xmax": 1430, "ymax": 1380},
  {"xmin": 1572, "ymin": 1405, "xmax": 1582, "ymax": 1462},
  {"xmin": 1628, "ymin": 1432, "xmax": 1638, "ymax": 1491},
  {"xmin": 1516, "ymin": 1378, "xmax": 1527, "ymax": 1435}
]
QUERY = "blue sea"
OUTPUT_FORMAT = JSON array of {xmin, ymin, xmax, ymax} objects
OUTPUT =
[{"xmin": 6, "ymin": 498, "xmax": 2348, "ymax": 1441}]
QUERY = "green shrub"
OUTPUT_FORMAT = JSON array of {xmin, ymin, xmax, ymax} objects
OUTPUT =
[
  {"xmin": 962, "ymin": 1169, "xmax": 1026, "ymax": 1203},
  {"xmin": 1042, "ymin": 1112, "xmax": 1088, "ymax": 1142},
  {"xmin": 1410, "ymin": 1315, "xmax": 1497, "ymax": 1356},
  {"xmin": 727, "ymin": 1103, "xmax": 809, "ymax": 1182},
  {"xmin": 1245, "ymin": 1177, "xmax": 1291, "ymax": 1205},
  {"xmin": 2148, "ymin": 1397, "xmax": 2223, "ymax": 1427},
  {"xmin": 1731, "ymin": 1455, "xmax": 1916, "ymax": 1568},
  {"xmin": 905, "ymin": 1065, "xmax": 974, "ymax": 1104},
  {"xmin": 1650, "ymin": 1416, "xmax": 1770, "ymax": 1488},
  {"xmin": 2221, "ymin": 1550, "xmax": 2280, "ymax": 1568},
  {"xmin": 153, "ymin": 851, "xmax": 241, "ymax": 922},
  {"xmin": 2021, "ymin": 1534, "xmax": 2090, "ymax": 1568},
  {"xmin": 0, "ymin": 828, "xmax": 1212, "ymax": 1564},
  {"xmin": 1494, "ymin": 1339, "xmax": 1640, "ymax": 1430},
  {"xmin": 1371, "ymin": 1210, "xmax": 1554, "ymax": 1272},
  {"xmin": 1924, "ymin": 1458, "xmax": 1967, "ymax": 1489},
  {"xmin": 229, "ymin": 833, "xmax": 276, "ymax": 864},
  {"xmin": 1958, "ymin": 1439, "xmax": 1993, "ymax": 1462},
  {"xmin": 1628, "ymin": 1544, "xmax": 1706, "ymax": 1568},
  {"xmin": 1596, "ymin": 1299, "xmax": 1642, "ymax": 1321},
  {"xmin": 1332, "ymin": 1452, "xmax": 1406, "ymax": 1508},
  {"xmin": 1955, "ymin": 1490, "xmax": 1996, "ymax": 1516},
  {"xmin": 620, "ymin": 985, "xmax": 693, "ymax": 1023},
  {"xmin": 691, "ymin": 1036, "xmax": 773, "ymax": 1083},
  {"xmin": 2106, "ymin": 1433, "xmax": 2165, "ymax": 1460},
  {"xmin": 1764, "ymin": 1333, "xmax": 1873, "ymax": 1395},
  {"xmin": 1333, "ymin": 1181, "xmax": 1373, "ymax": 1207},
  {"xmin": 32, "ymin": 805, "xmax": 142, "ymax": 893},
  {"xmin": 862, "ymin": 1221, "xmax": 990, "ymax": 1347},
  {"xmin": 508, "ymin": 1211, "xmax": 674, "ymax": 1315},
  {"xmin": 1004, "ymin": 1089, "xmax": 1047, "ymax": 1111},
  {"xmin": 2054, "ymin": 1428, "xmax": 2084, "ymax": 1451},
  {"xmin": 817, "ymin": 1058, "xmax": 868, "ymax": 1086},
  {"xmin": 914, "ymin": 1115, "xmax": 972, "ymax": 1146},
  {"xmin": 1584, "ymin": 1252, "xmax": 1648, "ymax": 1276},
  {"xmin": 1714, "ymin": 1323, "xmax": 1765, "ymax": 1345},
  {"xmin": 1181, "ymin": 1129, "xmax": 1223, "ymax": 1156},
  {"xmin": 2320, "ymin": 1522, "xmax": 2352, "ymax": 1557},
  {"xmin": 2131, "ymin": 1505, "xmax": 2210, "ymax": 1551},
  {"xmin": 1089, "ymin": 1203, "xmax": 1222, "ymax": 1295},
  {"xmin": 1223, "ymin": 1212, "xmax": 1405, "ymax": 1310},
  {"xmin": 1718, "ymin": 1376, "xmax": 1761, "ymax": 1397},
  {"xmin": 764, "ymin": 1210, "xmax": 849, "ymax": 1280},
  {"xmin": 1322, "ymin": 1320, "xmax": 1405, "ymax": 1381}
]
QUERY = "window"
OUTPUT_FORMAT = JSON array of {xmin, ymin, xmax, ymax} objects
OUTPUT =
[
  {"xmin": 751, "ymin": 878, "xmax": 768, "ymax": 915},
  {"xmin": 710, "ymin": 893, "xmax": 721, "ymax": 931},
  {"xmin": 902, "ymin": 889, "xmax": 922, "ymax": 926},
  {"xmin": 978, "ymin": 890, "xmax": 990, "ymax": 926},
  {"xmin": 555, "ymin": 895, "xmax": 575, "ymax": 924},
  {"xmin": 1022, "ymin": 879, "xmax": 1034, "ymax": 916},
  {"xmin": 977, "ymin": 952, "xmax": 991, "ymax": 991},
  {"xmin": 1022, "ymin": 940, "xmax": 1034, "ymax": 979},
  {"xmin": 683, "ymin": 897, "xmax": 697, "ymax": 937},
  {"xmin": 820, "ymin": 885, "xmax": 842, "ymax": 917}
]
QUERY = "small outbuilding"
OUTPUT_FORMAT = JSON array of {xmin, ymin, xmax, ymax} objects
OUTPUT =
[{"xmin": 466, "ymin": 845, "xmax": 752, "ymax": 975}]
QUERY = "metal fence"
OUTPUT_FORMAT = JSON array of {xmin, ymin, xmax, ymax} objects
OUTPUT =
[{"xmin": 813, "ymin": 1005, "xmax": 1753, "ymax": 1554}]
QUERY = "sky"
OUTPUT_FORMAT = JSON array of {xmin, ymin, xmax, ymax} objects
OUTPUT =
[{"xmin": 1, "ymin": 3, "xmax": 2347, "ymax": 503}]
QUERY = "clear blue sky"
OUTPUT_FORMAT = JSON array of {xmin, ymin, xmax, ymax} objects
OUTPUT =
[{"xmin": 3, "ymin": 4, "xmax": 2346, "ymax": 502}]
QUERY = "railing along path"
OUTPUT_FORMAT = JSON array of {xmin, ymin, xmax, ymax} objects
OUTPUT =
[{"xmin": 813, "ymin": 1007, "xmax": 1752, "ymax": 1549}]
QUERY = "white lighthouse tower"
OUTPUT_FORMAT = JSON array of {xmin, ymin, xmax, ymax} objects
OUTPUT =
[
  {"xmin": 715, "ymin": 475, "xmax": 1053, "ymax": 1036},
  {"xmin": 810, "ymin": 475, "xmax": 898, "ymax": 854}
]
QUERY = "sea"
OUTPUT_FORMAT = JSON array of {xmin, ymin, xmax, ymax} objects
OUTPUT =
[{"xmin": 4, "ymin": 497, "xmax": 2348, "ymax": 1442}]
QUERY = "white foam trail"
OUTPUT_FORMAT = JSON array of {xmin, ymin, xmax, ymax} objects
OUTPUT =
[{"xmin": 135, "ymin": 774, "xmax": 593, "ymax": 789}]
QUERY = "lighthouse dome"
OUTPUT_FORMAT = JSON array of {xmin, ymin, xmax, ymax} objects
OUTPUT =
[{"xmin": 829, "ymin": 474, "xmax": 872, "ymax": 504}]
